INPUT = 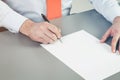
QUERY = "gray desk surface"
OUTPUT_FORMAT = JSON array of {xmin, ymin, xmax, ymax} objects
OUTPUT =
[{"xmin": 0, "ymin": 9, "xmax": 120, "ymax": 80}]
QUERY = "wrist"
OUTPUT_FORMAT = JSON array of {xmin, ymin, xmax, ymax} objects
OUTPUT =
[{"xmin": 19, "ymin": 19, "xmax": 34, "ymax": 36}]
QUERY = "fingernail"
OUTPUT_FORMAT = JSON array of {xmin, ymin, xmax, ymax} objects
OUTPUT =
[{"xmin": 113, "ymin": 50, "xmax": 116, "ymax": 53}]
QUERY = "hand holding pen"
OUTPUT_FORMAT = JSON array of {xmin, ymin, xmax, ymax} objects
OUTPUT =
[
  {"xmin": 41, "ymin": 14, "xmax": 62, "ymax": 43},
  {"xmin": 20, "ymin": 17, "xmax": 61, "ymax": 44}
]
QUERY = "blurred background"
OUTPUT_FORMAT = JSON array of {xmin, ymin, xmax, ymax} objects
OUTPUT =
[{"xmin": 71, "ymin": 0, "xmax": 120, "ymax": 13}]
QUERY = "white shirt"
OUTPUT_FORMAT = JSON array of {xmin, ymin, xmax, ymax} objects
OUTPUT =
[{"xmin": 0, "ymin": 0, "xmax": 120, "ymax": 33}]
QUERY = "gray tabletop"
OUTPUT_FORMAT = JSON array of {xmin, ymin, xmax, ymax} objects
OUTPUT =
[{"xmin": 0, "ymin": 9, "xmax": 119, "ymax": 80}]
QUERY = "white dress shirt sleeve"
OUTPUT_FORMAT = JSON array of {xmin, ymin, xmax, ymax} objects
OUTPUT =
[
  {"xmin": 90, "ymin": 0, "xmax": 120, "ymax": 23},
  {"xmin": 0, "ymin": 1, "xmax": 28, "ymax": 33}
]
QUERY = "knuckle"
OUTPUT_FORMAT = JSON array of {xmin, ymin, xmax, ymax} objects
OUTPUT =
[
  {"xmin": 52, "ymin": 34, "xmax": 56, "ymax": 38},
  {"xmin": 49, "ymin": 34, "xmax": 57, "ymax": 41}
]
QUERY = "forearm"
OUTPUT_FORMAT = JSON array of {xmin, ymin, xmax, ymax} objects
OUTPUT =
[{"xmin": 0, "ymin": 0, "xmax": 28, "ymax": 33}]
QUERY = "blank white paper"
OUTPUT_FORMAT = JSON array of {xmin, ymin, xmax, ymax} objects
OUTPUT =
[{"xmin": 41, "ymin": 30, "xmax": 120, "ymax": 80}]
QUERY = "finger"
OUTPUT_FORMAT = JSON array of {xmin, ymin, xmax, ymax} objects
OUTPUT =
[
  {"xmin": 36, "ymin": 38, "xmax": 48, "ymax": 44},
  {"xmin": 111, "ymin": 35, "xmax": 119, "ymax": 53},
  {"xmin": 40, "ymin": 33, "xmax": 54, "ymax": 44},
  {"xmin": 58, "ymin": 28, "xmax": 61, "ymax": 33},
  {"xmin": 44, "ymin": 29, "xmax": 58, "ymax": 41},
  {"xmin": 30, "ymin": 36, "xmax": 48, "ymax": 44},
  {"xmin": 119, "ymin": 40, "xmax": 120, "ymax": 53},
  {"xmin": 100, "ymin": 29, "xmax": 111, "ymax": 43},
  {"xmin": 57, "ymin": 26, "xmax": 62, "ymax": 33},
  {"xmin": 47, "ymin": 24, "xmax": 61, "ymax": 39}
]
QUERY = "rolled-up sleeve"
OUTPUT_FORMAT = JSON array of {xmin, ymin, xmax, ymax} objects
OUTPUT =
[
  {"xmin": 90, "ymin": 0, "xmax": 120, "ymax": 23},
  {"xmin": 0, "ymin": 0, "xmax": 28, "ymax": 33}
]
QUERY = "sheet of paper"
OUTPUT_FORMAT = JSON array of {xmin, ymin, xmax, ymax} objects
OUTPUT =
[{"xmin": 41, "ymin": 30, "xmax": 120, "ymax": 80}]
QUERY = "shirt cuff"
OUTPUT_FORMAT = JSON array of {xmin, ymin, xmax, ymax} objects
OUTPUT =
[
  {"xmin": 1, "ymin": 10, "xmax": 28, "ymax": 33},
  {"xmin": 104, "ymin": 6, "xmax": 120, "ymax": 23}
]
